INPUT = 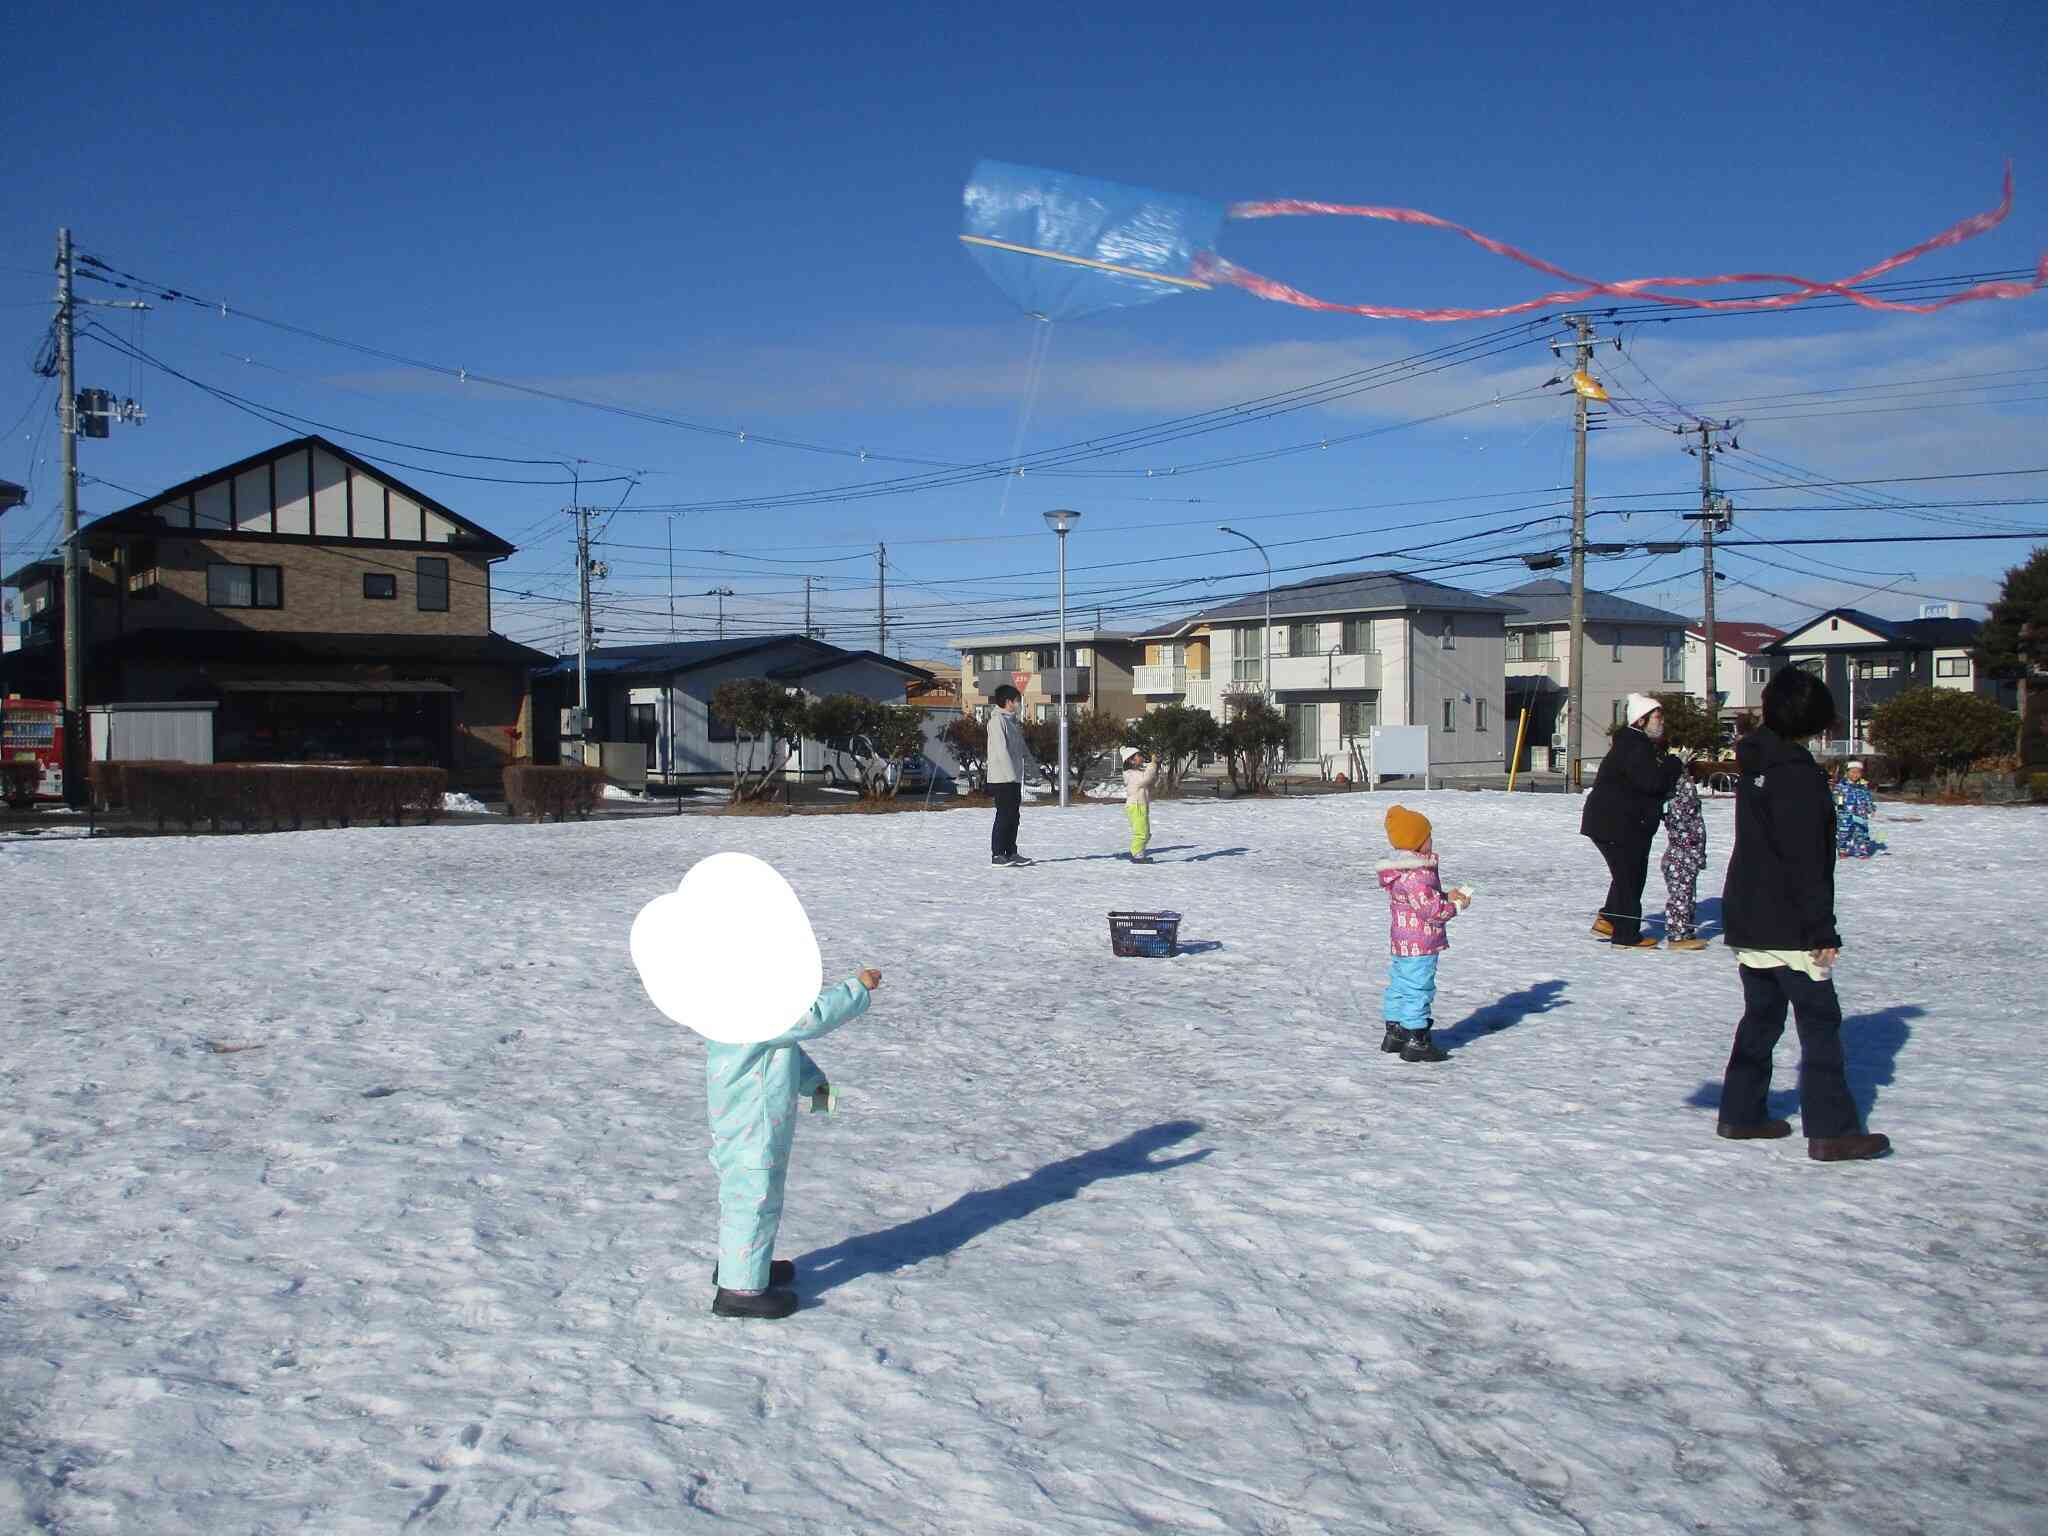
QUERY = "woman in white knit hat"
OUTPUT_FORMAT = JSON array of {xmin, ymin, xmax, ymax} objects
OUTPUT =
[{"xmin": 1579, "ymin": 693, "xmax": 1683, "ymax": 948}]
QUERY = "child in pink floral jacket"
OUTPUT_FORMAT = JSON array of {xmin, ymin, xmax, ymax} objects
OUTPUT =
[{"xmin": 1374, "ymin": 804, "xmax": 1471, "ymax": 1063}]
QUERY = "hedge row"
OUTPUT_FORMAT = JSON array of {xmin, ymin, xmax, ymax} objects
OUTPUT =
[
  {"xmin": 97, "ymin": 763, "xmax": 448, "ymax": 831},
  {"xmin": 503, "ymin": 764, "xmax": 607, "ymax": 821}
]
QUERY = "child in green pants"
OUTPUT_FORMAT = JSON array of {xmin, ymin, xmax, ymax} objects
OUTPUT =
[{"xmin": 1123, "ymin": 750, "xmax": 1158, "ymax": 862}]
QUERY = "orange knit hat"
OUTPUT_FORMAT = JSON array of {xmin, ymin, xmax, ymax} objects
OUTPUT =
[{"xmin": 1384, "ymin": 804, "xmax": 1432, "ymax": 851}]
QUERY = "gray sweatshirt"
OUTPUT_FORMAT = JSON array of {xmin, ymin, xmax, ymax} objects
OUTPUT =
[{"xmin": 986, "ymin": 709, "xmax": 1034, "ymax": 785}]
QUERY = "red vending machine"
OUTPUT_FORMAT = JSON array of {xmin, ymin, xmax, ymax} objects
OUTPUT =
[{"xmin": 1, "ymin": 695, "xmax": 65, "ymax": 803}]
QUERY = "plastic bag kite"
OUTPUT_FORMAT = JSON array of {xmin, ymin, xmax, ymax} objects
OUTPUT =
[{"xmin": 961, "ymin": 158, "xmax": 2046, "ymax": 323}]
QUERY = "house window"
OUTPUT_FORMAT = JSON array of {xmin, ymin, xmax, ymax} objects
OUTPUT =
[
  {"xmin": 1505, "ymin": 629, "xmax": 1524, "ymax": 661},
  {"xmin": 1937, "ymin": 656, "xmax": 1972, "ymax": 678},
  {"xmin": 1751, "ymin": 665, "xmax": 1771, "ymax": 685},
  {"xmin": 1287, "ymin": 621, "xmax": 1319, "ymax": 657},
  {"xmin": 1476, "ymin": 698, "xmax": 1489, "ymax": 731},
  {"xmin": 1286, "ymin": 702, "xmax": 1319, "ymax": 761},
  {"xmin": 1611, "ymin": 630, "xmax": 1624, "ymax": 663},
  {"xmin": 1854, "ymin": 653, "xmax": 1901, "ymax": 681},
  {"xmin": 1440, "ymin": 622, "xmax": 1455, "ymax": 651},
  {"xmin": 1663, "ymin": 631, "xmax": 1684, "ymax": 684},
  {"xmin": 1796, "ymin": 657, "xmax": 1824, "ymax": 677},
  {"xmin": 1232, "ymin": 627, "xmax": 1263, "ymax": 684},
  {"xmin": 207, "ymin": 562, "xmax": 282, "ymax": 609},
  {"xmin": 1612, "ymin": 697, "xmax": 1628, "ymax": 727},
  {"xmin": 416, "ymin": 556, "xmax": 449, "ymax": 612},
  {"xmin": 125, "ymin": 539, "xmax": 160, "ymax": 600},
  {"xmin": 627, "ymin": 702, "xmax": 659, "ymax": 748},
  {"xmin": 1339, "ymin": 695, "xmax": 1379, "ymax": 737},
  {"xmin": 707, "ymin": 697, "xmax": 736, "ymax": 743},
  {"xmin": 1508, "ymin": 629, "xmax": 1556, "ymax": 661},
  {"xmin": 1442, "ymin": 698, "xmax": 1456, "ymax": 731},
  {"xmin": 363, "ymin": 573, "xmax": 397, "ymax": 600},
  {"xmin": 1341, "ymin": 618, "xmax": 1374, "ymax": 654}
]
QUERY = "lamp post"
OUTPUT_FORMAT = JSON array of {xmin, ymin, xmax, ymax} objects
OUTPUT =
[
  {"xmin": 703, "ymin": 586, "xmax": 734, "ymax": 639},
  {"xmin": 1218, "ymin": 526, "xmax": 1272, "ymax": 703},
  {"xmin": 1043, "ymin": 508, "xmax": 1080, "ymax": 808}
]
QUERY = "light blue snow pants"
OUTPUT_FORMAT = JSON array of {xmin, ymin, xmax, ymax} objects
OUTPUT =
[{"xmin": 1383, "ymin": 953, "xmax": 1439, "ymax": 1029}]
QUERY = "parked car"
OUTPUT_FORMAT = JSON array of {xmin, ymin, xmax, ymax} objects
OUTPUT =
[{"xmin": 819, "ymin": 736, "xmax": 943, "ymax": 794}]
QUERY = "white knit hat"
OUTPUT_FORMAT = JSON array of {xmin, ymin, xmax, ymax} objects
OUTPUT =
[{"xmin": 1624, "ymin": 693, "xmax": 1663, "ymax": 726}]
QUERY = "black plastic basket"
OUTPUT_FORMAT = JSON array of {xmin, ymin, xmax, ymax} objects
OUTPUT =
[{"xmin": 1108, "ymin": 910, "xmax": 1182, "ymax": 958}]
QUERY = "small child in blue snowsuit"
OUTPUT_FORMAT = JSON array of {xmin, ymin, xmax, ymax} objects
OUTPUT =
[
  {"xmin": 1660, "ymin": 772, "xmax": 1708, "ymax": 949},
  {"xmin": 1834, "ymin": 760, "xmax": 1886, "ymax": 859},
  {"xmin": 707, "ymin": 967, "xmax": 881, "ymax": 1319}
]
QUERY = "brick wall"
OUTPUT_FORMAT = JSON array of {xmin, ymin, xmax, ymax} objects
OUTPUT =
[{"xmin": 118, "ymin": 537, "xmax": 494, "ymax": 637}]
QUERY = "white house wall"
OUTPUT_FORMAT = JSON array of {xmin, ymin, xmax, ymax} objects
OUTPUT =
[{"xmin": 1408, "ymin": 611, "xmax": 1509, "ymax": 778}]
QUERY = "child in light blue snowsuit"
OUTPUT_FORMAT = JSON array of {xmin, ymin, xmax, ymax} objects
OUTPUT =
[{"xmin": 706, "ymin": 974, "xmax": 874, "ymax": 1299}]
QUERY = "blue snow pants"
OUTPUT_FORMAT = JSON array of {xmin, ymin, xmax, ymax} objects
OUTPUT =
[{"xmin": 1383, "ymin": 953, "xmax": 1439, "ymax": 1030}]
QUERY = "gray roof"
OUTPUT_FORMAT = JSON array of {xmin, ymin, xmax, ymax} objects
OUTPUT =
[
  {"xmin": 1138, "ymin": 570, "xmax": 1520, "ymax": 637},
  {"xmin": 534, "ymin": 635, "xmax": 925, "ymax": 682},
  {"xmin": 1494, "ymin": 579, "xmax": 1689, "ymax": 628}
]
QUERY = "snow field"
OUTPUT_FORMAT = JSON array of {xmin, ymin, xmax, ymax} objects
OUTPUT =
[{"xmin": 0, "ymin": 791, "xmax": 2043, "ymax": 1533}]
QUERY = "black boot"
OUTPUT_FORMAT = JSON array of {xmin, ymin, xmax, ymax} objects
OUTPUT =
[
  {"xmin": 1380, "ymin": 1022, "xmax": 1411, "ymax": 1054},
  {"xmin": 712, "ymin": 1259, "xmax": 795, "ymax": 1289},
  {"xmin": 713, "ymin": 1286, "xmax": 799, "ymax": 1319},
  {"xmin": 1400, "ymin": 1024, "xmax": 1449, "ymax": 1063}
]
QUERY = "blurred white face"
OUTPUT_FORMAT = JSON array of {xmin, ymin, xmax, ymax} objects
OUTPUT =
[{"xmin": 1642, "ymin": 710, "xmax": 1665, "ymax": 740}]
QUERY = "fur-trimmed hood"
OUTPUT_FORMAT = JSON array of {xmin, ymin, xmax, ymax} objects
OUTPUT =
[{"xmin": 1375, "ymin": 850, "xmax": 1439, "ymax": 880}]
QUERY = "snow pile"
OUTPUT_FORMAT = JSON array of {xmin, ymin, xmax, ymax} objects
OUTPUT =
[
  {"xmin": 601, "ymin": 782, "xmax": 648, "ymax": 802},
  {"xmin": 440, "ymin": 791, "xmax": 495, "ymax": 815},
  {"xmin": 0, "ymin": 792, "xmax": 2041, "ymax": 1533}
]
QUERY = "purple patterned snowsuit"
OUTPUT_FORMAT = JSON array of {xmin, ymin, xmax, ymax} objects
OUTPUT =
[{"xmin": 1660, "ymin": 774, "xmax": 1707, "ymax": 942}]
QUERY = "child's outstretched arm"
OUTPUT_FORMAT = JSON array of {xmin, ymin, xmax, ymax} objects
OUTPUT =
[{"xmin": 750, "ymin": 972, "xmax": 878, "ymax": 1051}]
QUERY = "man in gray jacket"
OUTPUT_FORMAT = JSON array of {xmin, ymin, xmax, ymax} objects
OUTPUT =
[{"xmin": 985, "ymin": 685, "xmax": 1040, "ymax": 866}]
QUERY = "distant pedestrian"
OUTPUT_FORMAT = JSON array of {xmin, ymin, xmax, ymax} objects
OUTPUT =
[
  {"xmin": 985, "ymin": 685, "xmax": 1040, "ymax": 867},
  {"xmin": 1375, "ymin": 804, "xmax": 1472, "ymax": 1064},
  {"xmin": 1581, "ymin": 693, "xmax": 1683, "ymax": 948},
  {"xmin": 1835, "ymin": 759, "xmax": 1886, "ymax": 859},
  {"xmin": 1122, "ymin": 749, "xmax": 1158, "ymax": 862},
  {"xmin": 1717, "ymin": 667, "xmax": 1890, "ymax": 1162},
  {"xmin": 1660, "ymin": 771, "xmax": 1709, "ymax": 950}
]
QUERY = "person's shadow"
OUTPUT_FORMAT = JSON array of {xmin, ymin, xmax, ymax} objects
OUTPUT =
[
  {"xmin": 1691, "ymin": 896, "xmax": 1723, "ymax": 939},
  {"xmin": 797, "ymin": 1121, "xmax": 1210, "ymax": 1298},
  {"xmin": 1684, "ymin": 1005, "xmax": 1919, "ymax": 1123},
  {"xmin": 1433, "ymin": 979, "xmax": 1568, "ymax": 1051},
  {"xmin": 1183, "ymin": 846, "xmax": 1249, "ymax": 862},
  {"xmin": 1039, "ymin": 844, "xmax": 1200, "ymax": 865}
]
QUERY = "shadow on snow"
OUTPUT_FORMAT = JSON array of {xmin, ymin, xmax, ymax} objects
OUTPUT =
[
  {"xmin": 1684, "ymin": 1004, "xmax": 1921, "ymax": 1123},
  {"xmin": 1434, "ymin": 979, "xmax": 1569, "ymax": 1052},
  {"xmin": 797, "ymin": 1121, "xmax": 1211, "ymax": 1299}
]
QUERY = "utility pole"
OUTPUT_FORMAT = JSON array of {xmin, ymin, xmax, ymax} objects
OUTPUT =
[
  {"xmin": 1551, "ymin": 315, "xmax": 1613, "ymax": 792},
  {"xmin": 876, "ymin": 543, "xmax": 887, "ymax": 656},
  {"xmin": 56, "ymin": 229, "xmax": 83, "ymax": 805},
  {"xmin": 803, "ymin": 575, "xmax": 816, "ymax": 639},
  {"xmin": 665, "ymin": 514, "xmax": 676, "ymax": 640},
  {"xmin": 1682, "ymin": 420, "xmax": 1738, "ymax": 730},
  {"xmin": 573, "ymin": 503, "xmax": 593, "ymax": 753}
]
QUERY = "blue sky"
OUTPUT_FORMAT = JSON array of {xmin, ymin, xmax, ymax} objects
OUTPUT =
[{"xmin": 4, "ymin": 0, "xmax": 2045, "ymax": 657}]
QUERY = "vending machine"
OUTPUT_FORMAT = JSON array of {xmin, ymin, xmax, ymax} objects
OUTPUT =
[{"xmin": 1, "ymin": 695, "xmax": 65, "ymax": 803}]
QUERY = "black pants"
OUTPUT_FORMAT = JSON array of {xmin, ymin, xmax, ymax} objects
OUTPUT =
[
  {"xmin": 1593, "ymin": 835, "xmax": 1651, "ymax": 942},
  {"xmin": 1720, "ymin": 964, "xmax": 1860, "ymax": 1138},
  {"xmin": 990, "ymin": 782, "xmax": 1021, "ymax": 858}
]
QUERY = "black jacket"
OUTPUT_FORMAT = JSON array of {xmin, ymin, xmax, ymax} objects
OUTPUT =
[
  {"xmin": 1579, "ymin": 727, "xmax": 1682, "ymax": 844},
  {"xmin": 1721, "ymin": 728, "xmax": 1841, "ymax": 952}
]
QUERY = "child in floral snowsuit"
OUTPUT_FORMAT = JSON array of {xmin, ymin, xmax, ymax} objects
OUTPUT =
[
  {"xmin": 1835, "ymin": 760, "xmax": 1885, "ymax": 859},
  {"xmin": 1374, "ymin": 804, "xmax": 1470, "ymax": 1064},
  {"xmin": 1660, "ymin": 772, "xmax": 1708, "ymax": 949}
]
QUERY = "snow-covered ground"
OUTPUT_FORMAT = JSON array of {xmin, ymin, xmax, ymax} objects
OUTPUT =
[{"xmin": 2, "ymin": 792, "xmax": 2043, "ymax": 1534}]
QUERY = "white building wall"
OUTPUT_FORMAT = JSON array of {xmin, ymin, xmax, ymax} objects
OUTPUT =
[{"xmin": 1407, "ymin": 610, "xmax": 1510, "ymax": 778}]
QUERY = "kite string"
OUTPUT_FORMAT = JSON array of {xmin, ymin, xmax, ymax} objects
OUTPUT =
[
  {"xmin": 996, "ymin": 317, "xmax": 1054, "ymax": 519},
  {"xmin": 1202, "ymin": 163, "xmax": 2047, "ymax": 321}
]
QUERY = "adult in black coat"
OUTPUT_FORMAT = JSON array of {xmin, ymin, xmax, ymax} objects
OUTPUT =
[
  {"xmin": 1716, "ymin": 667, "xmax": 1890, "ymax": 1162},
  {"xmin": 1579, "ymin": 693, "xmax": 1683, "ymax": 946}
]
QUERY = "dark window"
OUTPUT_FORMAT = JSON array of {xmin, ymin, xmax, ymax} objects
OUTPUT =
[
  {"xmin": 363, "ymin": 572, "xmax": 397, "ymax": 600},
  {"xmin": 1936, "ymin": 656, "xmax": 1972, "ymax": 678},
  {"xmin": 707, "ymin": 697, "xmax": 736, "ymax": 742},
  {"xmin": 627, "ymin": 702, "xmax": 659, "ymax": 747},
  {"xmin": 207, "ymin": 563, "xmax": 282, "ymax": 609},
  {"xmin": 416, "ymin": 557, "xmax": 449, "ymax": 612}
]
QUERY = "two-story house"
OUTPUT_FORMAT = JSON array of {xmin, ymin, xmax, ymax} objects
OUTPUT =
[
  {"xmin": 1762, "ymin": 604, "xmax": 2015, "ymax": 751},
  {"xmin": 949, "ymin": 630, "xmax": 1145, "ymax": 724},
  {"xmin": 1135, "ymin": 571, "xmax": 1517, "ymax": 780},
  {"xmin": 1681, "ymin": 620, "xmax": 1785, "ymax": 721},
  {"xmin": 1496, "ymin": 579, "xmax": 1690, "ymax": 774},
  {"xmin": 0, "ymin": 435, "xmax": 547, "ymax": 787}
]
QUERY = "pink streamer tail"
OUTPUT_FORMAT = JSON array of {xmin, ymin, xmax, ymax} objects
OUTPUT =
[{"xmin": 1200, "ymin": 165, "xmax": 2047, "ymax": 321}]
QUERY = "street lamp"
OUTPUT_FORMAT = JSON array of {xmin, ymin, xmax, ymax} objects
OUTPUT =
[
  {"xmin": 1218, "ymin": 526, "xmax": 1272, "ymax": 703},
  {"xmin": 703, "ymin": 586, "xmax": 735, "ymax": 639},
  {"xmin": 1042, "ymin": 508, "xmax": 1081, "ymax": 808}
]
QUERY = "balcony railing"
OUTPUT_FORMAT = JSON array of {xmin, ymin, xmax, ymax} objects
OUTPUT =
[
  {"xmin": 1133, "ymin": 664, "xmax": 1190, "ymax": 694},
  {"xmin": 1037, "ymin": 666, "xmax": 1090, "ymax": 699},
  {"xmin": 1270, "ymin": 651, "xmax": 1381, "ymax": 693}
]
